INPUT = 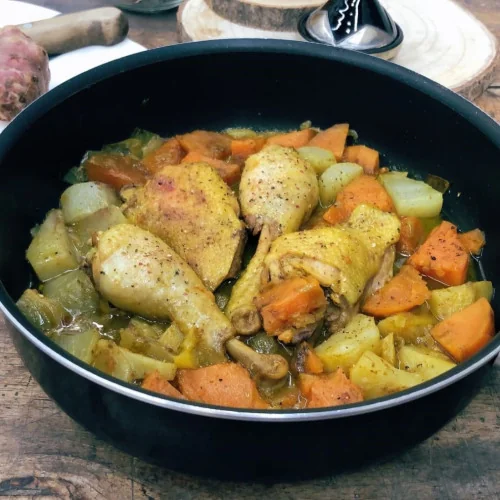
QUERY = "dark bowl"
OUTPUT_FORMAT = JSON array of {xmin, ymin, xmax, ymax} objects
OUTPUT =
[{"xmin": 0, "ymin": 39, "xmax": 499, "ymax": 480}]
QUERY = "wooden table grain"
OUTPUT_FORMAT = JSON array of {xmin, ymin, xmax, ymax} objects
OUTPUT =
[{"xmin": 1, "ymin": 1, "xmax": 500, "ymax": 498}]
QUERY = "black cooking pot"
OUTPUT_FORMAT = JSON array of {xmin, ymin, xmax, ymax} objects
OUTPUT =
[{"xmin": 0, "ymin": 40, "xmax": 499, "ymax": 480}]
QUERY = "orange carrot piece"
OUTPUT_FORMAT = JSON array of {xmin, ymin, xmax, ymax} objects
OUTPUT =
[
  {"xmin": 181, "ymin": 151, "xmax": 241, "ymax": 185},
  {"xmin": 304, "ymin": 348, "xmax": 324, "ymax": 375},
  {"xmin": 84, "ymin": 152, "xmax": 148, "ymax": 190},
  {"xmin": 177, "ymin": 130, "xmax": 232, "ymax": 160},
  {"xmin": 255, "ymin": 277, "xmax": 327, "ymax": 334},
  {"xmin": 362, "ymin": 265, "xmax": 431, "ymax": 317},
  {"xmin": 142, "ymin": 371, "xmax": 185, "ymax": 399},
  {"xmin": 323, "ymin": 175, "xmax": 394, "ymax": 225},
  {"xmin": 267, "ymin": 129, "xmax": 317, "ymax": 149},
  {"xmin": 408, "ymin": 221, "xmax": 469, "ymax": 286},
  {"xmin": 323, "ymin": 205, "xmax": 349, "ymax": 226},
  {"xmin": 431, "ymin": 297, "xmax": 494, "ymax": 362},
  {"xmin": 231, "ymin": 137, "xmax": 267, "ymax": 158},
  {"xmin": 176, "ymin": 363, "xmax": 268, "ymax": 409},
  {"xmin": 397, "ymin": 216, "xmax": 425, "ymax": 256},
  {"xmin": 142, "ymin": 138, "xmax": 185, "ymax": 174},
  {"xmin": 337, "ymin": 175, "xmax": 394, "ymax": 213},
  {"xmin": 458, "ymin": 229, "xmax": 485, "ymax": 255},
  {"xmin": 343, "ymin": 145, "xmax": 380, "ymax": 175},
  {"xmin": 299, "ymin": 369, "xmax": 364, "ymax": 409},
  {"xmin": 307, "ymin": 123, "xmax": 349, "ymax": 160}
]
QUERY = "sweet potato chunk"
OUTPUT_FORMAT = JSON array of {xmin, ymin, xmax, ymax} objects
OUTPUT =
[
  {"xmin": 299, "ymin": 369, "xmax": 363, "ymax": 408},
  {"xmin": 176, "ymin": 363, "xmax": 268, "ymax": 409}
]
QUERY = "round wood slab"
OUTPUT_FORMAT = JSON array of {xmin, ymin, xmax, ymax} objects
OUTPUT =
[
  {"xmin": 178, "ymin": 0, "xmax": 498, "ymax": 100},
  {"xmin": 206, "ymin": 0, "xmax": 324, "ymax": 31}
]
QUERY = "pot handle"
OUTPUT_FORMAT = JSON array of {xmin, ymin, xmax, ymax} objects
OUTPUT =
[{"xmin": 17, "ymin": 7, "xmax": 129, "ymax": 56}]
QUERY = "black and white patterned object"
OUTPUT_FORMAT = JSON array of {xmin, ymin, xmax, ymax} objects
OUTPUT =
[{"xmin": 299, "ymin": 0, "xmax": 402, "ymax": 54}]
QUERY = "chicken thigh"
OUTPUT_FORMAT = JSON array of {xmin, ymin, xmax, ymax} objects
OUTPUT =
[
  {"xmin": 226, "ymin": 145, "xmax": 319, "ymax": 334},
  {"xmin": 265, "ymin": 205, "xmax": 401, "ymax": 308},
  {"xmin": 122, "ymin": 162, "xmax": 245, "ymax": 291}
]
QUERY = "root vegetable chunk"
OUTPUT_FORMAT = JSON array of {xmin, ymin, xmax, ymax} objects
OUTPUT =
[
  {"xmin": 408, "ymin": 221, "xmax": 468, "ymax": 286},
  {"xmin": 0, "ymin": 26, "xmax": 50, "ymax": 121},
  {"xmin": 298, "ymin": 369, "xmax": 363, "ymax": 408},
  {"xmin": 177, "ymin": 363, "xmax": 268, "ymax": 409},
  {"xmin": 431, "ymin": 297, "xmax": 495, "ymax": 362},
  {"xmin": 362, "ymin": 266, "xmax": 431, "ymax": 318}
]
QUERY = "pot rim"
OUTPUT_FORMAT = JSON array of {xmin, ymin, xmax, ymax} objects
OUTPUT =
[{"xmin": 1, "ymin": 38, "xmax": 499, "ymax": 422}]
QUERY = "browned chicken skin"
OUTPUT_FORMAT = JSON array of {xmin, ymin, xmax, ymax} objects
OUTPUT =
[{"xmin": 122, "ymin": 162, "xmax": 246, "ymax": 291}]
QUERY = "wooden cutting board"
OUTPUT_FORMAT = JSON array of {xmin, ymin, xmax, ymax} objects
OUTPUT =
[{"xmin": 178, "ymin": 0, "xmax": 499, "ymax": 100}]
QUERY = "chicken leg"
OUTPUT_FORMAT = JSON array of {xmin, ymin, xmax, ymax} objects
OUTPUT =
[
  {"xmin": 92, "ymin": 224, "xmax": 234, "ymax": 365},
  {"xmin": 226, "ymin": 145, "xmax": 319, "ymax": 334}
]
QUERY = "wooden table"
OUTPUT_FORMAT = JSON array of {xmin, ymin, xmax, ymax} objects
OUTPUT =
[{"xmin": 1, "ymin": 1, "xmax": 499, "ymax": 498}]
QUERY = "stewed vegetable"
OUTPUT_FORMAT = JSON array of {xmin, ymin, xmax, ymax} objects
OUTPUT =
[{"xmin": 17, "ymin": 122, "xmax": 495, "ymax": 410}]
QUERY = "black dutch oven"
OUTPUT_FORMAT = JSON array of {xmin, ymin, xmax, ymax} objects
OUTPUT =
[{"xmin": 0, "ymin": 40, "xmax": 499, "ymax": 480}]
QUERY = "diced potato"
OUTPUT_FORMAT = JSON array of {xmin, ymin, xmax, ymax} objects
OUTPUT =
[
  {"xmin": 61, "ymin": 181, "xmax": 120, "ymax": 224},
  {"xmin": 120, "ymin": 327, "xmax": 174, "ymax": 362},
  {"xmin": 42, "ymin": 269, "xmax": 99, "ymax": 316},
  {"xmin": 51, "ymin": 328, "xmax": 99, "ymax": 363},
  {"xmin": 379, "ymin": 172, "xmax": 443, "ymax": 218},
  {"xmin": 319, "ymin": 163, "xmax": 363, "ymax": 206},
  {"xmin": 350, "ymin": 351, "xmax": 423, "ymax": 399},
  {"xmin": 158, "ymin": 323, "xmax": 185, "ymax": 354},
  {"xmin": 381, "ymin": 333, "xmax": 396, "ymax": 366},
  {"xmin": 17, "ymin": 289, "xmax": 69, "ymax": 331},
  {"xmin": 474, "ymin": 281, "xmax": 494, "ymax": 300},
  {"xmin": 70, "ymin": 206, "xmax": 128, "ymax": 254},
  {"xmin": 398, "ymin": 345, "xmax": 456, "ymax": 381},
  {"xmin": 26, "ymin": 209, "xmax": 79, "ymax": 281},
  {"xmin": 315, "ymin": 314, "xmax": 381, "ymax": 372},
  {"xmin": 127, "ymin": 317, "xmax": 166, "ymax": 339},
  {"xmin": 378, "ymin": 311, "xmax": 437, "ymax": 343},
  {"xmin": 297, "ymin": 146, "xmax": 336, "ymax": 175},
  {"xmin": 92, "ymin": 339, "xmax": 176, "ymax": 382},
  {"xmin": 429, "ymin": 281, "xmax": 494, "ymax": 320}
]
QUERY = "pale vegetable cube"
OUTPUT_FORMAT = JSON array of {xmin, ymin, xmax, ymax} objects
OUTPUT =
[
  {"xmin": 127, "ymin": 317, "xmax": 166, "ymax": 339},
  {"xmin": 378, "ymin": 312, "xmax": 436, "ymax": 343},
  {"xmin": 381, "ymin": 333, "xmax": 396, "ymax": 366},
  {"xmin": 92, "ymin": 340, "xmax": 176, "ymax": 382},
  {"xmin": 61, "ymin": 181, "xmax": 120, "ymax": 224},
  {"xmin": 398, "ymin": 345, "xmax": 456, "ymax": 381},
  {"xmin": 315, "ymin": 314, "xmax": 381, "ymax": 372},
  {"xmin": 429, "ymin": 281, "xmax": 493, "ymax": 320},
  {"xmin": 159, "ymin": 324, "xmax": 185, "ymax": 354},
  {"xmin": 380, "ymin": 172, "xmax": 443, "ymax": 218},
  {"xmin": 474, "ymin": 281, "xmax": 494, "ymax": 301},
  {"xmin": 120, "ymin": 327, "xmax": 174, "ymax": 362},
  {"xmin": 51, "ymin": 328, "xmax": 99, "ymax": 363},
  {"xmin": 17, "ymin": 289, "xmax": 69, "ymax": 331},
  {"xmin": 319, "ymin": 163, "xmax": 363, "ymax": 206},
  {"xmin": 43, "ymin": 269, "xmax": 99, "ymax": 316},
  {"xmin": 70, "ymin": 206, "xmax": 128, "ymax": 254},
  {"xmin": 297, "ymin": 146, "xmax": 336, "ymax": 175},
  {"xmin": 27, "ymin": 209, "xmax": 79, "ymax": 281},
  {"xmin": 350, "ymin": 351, "xmax": 423, "ymax": 399}
]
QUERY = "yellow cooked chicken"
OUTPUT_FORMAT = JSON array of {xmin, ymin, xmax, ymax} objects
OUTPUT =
[
  {"xmin": 122, "ymin": 162, "xmax": 245, "ymax": 291},
  {"xmin": 92, "ymin": 224, "xmax": 234, "ymax": 364},
  {"xmin": 226, "ymin": 145, "xmax": 319, "ymax": 334},
  {"xmin": 239, "ymin": 145, "xmax": 319, "ymax": 237},
  {"xmin": 264, "ymin": 205, "xmax": 401, "ymax": 307}
]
